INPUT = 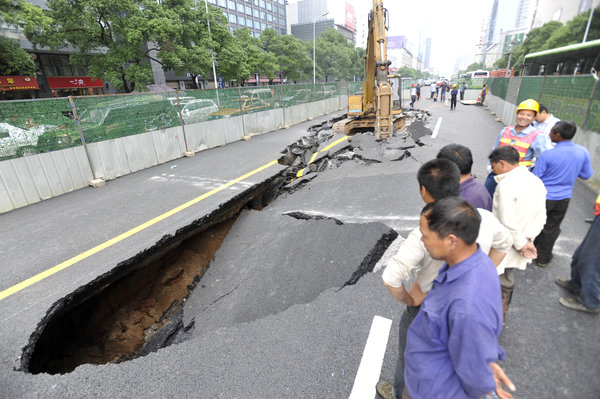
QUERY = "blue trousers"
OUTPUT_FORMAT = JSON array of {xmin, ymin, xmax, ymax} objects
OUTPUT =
[
  {"xmin": 484, "ymin": 172, "xmax": 497, "ymax": 198},
  {"xmin": 570, "ymin": 215, "xmax": 600, "ymax": 309}
]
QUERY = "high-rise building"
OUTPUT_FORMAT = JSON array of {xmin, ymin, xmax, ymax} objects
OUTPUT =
[
  {"xmin": 287, "ymin": 0, "xmax": 356, "ymax": 44},
  {"xmin": 207, "ymin": 0, "xmax": 288, "ymax": 37},
  {"xmin": 424, "ymin": 37, "xmax": 432, "ymax": 71}
]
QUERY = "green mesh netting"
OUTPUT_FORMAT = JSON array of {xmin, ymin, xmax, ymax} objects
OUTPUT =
[
  {"xmin": 538, "ymin": 76, "xmax": 595, "ymax": 127},
  {"xmin": 488, "ymin": 77, "xmax": 510, "ymax": 100},
  {"xmin": 0, "ymin": 97, "xmax": 78, "ymax": 159},
  {"xmin": 1, "ymin": 82, "xmax": 356, "ymax": 160},
  {"xmin": 516, "ymin": 76, "xmax": 544, "ymax": 104},
  {"xmin": 586, "ymin": 80, "xmax": 600, "ymax": 132}
]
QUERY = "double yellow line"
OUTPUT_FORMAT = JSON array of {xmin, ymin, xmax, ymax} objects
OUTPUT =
[{"xmin": 296, "ymin": 136, "xmax": 349, "ymax": 178}]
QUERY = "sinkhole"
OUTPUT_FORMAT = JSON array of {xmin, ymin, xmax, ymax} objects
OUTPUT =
[{"xmin": 20, "ymin": 115, "xmax": 420, "ymax": 375}]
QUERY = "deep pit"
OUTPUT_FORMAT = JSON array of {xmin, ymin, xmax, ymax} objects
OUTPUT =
[{"xmin": 22, "ymin": 113, "xmax": 429, "ymax": 375}]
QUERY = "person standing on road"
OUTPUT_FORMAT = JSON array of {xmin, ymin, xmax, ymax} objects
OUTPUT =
[
  {"xmin": 488, "ymin": 146, "xmax": 547, "ymax": 318},
  {"xmin": 415, "ymin": 84, "xmax": 421, "ymax": 101},
  {"xmin": 430, "ymin": 83, "xmax": 436, "ymax": 99},
  {"xmin": 410, "ymin": 84, "xmax": 417, "ymax": 108},
  {"xmin": 376, "ymin": 159, "xmax": 513, "ymax": 399},
  {"xmin": 532, "ymin": 104, "xmax": 561, "ymax": 149},
  {"xmin": 477, "ymin": 84, "xmax": 488, "ymax": 105},
  {"xmin": 484, "ymin": 99, "xmax": 548, "ymax": 197},
  {"xmin": 440, "ymin": 82, "xmax": 446, "ymax": 102},
  {"xmin": 532, "ymin": 121, "xmax": 593, "ymax": 267},
  {"xmin": 460, "ymin": 82, "xmax": 467, "ymax": 101},
  {"xmin": 403, "ymin": 197, "xmax": 510, "ymax": 399},
  {"xmin": 450, "ymin": 84, "xmax": 459, "ymax": 110},
  {"xmin": 555, "ymin": 193, "xmax": 600, "ymax": 314},
  {"xmin": 437, "ymin": 144, "xmax": 492, "ymax": 211}
]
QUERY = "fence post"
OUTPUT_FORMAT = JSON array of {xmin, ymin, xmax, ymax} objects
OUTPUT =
[
  {"xmin": 280, "ymin": 85, "xmax": 289, "ymax": 128},
  {"xmin": 175, "ymin": 89, "xmax": 194, "ymax": 157},
  {"xmin": 69, "ymin": 95, "xmax": 104, "ymax": 187},
  {"xmin": 238, "ymin": 86, "xmax": 248, "ymax": 138},
  {"xmin": 582, "ymin": 77, "xmax": 599, "ymax": 129}
]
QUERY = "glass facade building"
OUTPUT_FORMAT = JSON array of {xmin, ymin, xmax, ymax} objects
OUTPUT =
[{"xmin": 206, "ymin": 0, "xmax": 287, "ymax": 37}]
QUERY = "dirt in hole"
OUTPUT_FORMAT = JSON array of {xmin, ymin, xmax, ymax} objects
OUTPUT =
[{"xmin": 27, "ymin": 218, "xmax": 236, "ymax": 375}]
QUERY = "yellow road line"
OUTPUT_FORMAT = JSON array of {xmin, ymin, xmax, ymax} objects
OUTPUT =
[
  {"xmin": 295, "ymin": 136, "xmax": 349, "ymax": 178},
  {"xmin": 0, "ymin": 159, "xmax": 279, "ymax": 301}
]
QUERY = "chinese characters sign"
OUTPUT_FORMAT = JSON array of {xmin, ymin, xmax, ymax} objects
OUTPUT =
[
  {"xmin": 47, "ymin": 76, "xmax": 103, "ymax": 89},
  {"xmin": 0, "ymin": 76, "xmax": 40, "ymax": 91}
]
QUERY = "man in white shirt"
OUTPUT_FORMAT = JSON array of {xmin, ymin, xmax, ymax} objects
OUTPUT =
[
  {"xmin": 532, "ymin": 104, "xmax": 561, "ymax": 149},
  {"xmin": 489, "ymin": 146, "xmax": 547, "ymax": 318},
  {"xmin": 376, "ymin": 158, "xmax": 513, "ymax": 399}
]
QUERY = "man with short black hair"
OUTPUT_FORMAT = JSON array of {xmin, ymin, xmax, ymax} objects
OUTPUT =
[
  {"xmin": 437, "ymin": 144, "xmax": 492, "ymax": 211},
  {"xmin": 533, "ymin": 104, "xmax": 561, "ymax": 149},
  {"xmin": 489, "ymin": 146, "xmax": 547, "ymax": 317},
  {"xmin": 403, "ymin": 197, "xmax": 507, "ymax": 399},
  {"xmin": 377, "ymin": 158, "xmax": 513, "ymax": 399},
  {"xmin": 532, "ymin": 120, "xmax": 593, "ymax": 267}
]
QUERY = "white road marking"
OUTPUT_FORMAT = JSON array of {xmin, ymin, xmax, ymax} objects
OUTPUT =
[
  {"xmin": 349, "ymin": 315, "xmax": 393, "ymax": 399},
  {"xmin": 431, "ymin": 117, "xmax": 443, "ymax": 138}
]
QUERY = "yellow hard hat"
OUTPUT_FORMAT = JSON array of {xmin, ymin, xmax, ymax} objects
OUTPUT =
[
  {"xmin": 516, "ymin": 99, "xmax": 539, "ymax": 114},
  {"xmin": 452, "ymin": 84, "xmax": 458, "ymax": 87}
]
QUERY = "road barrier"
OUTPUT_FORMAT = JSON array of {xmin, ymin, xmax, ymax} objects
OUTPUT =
[
  {"xmin": 0, "ymin": 82, "xmax": 362, "ymax": 213},
  {"xmin": 483, "ymin": 75, "xmax": 600, "ymax": 191}
]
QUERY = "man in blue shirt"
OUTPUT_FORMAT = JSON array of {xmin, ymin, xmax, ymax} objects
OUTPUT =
[
  {"xmin": 533, "ymin": 121, "xmax": 594, "ymax": 266},
  {"xmin": 404, "ymin": 197, "xmax": 506, "ymax": 399}
]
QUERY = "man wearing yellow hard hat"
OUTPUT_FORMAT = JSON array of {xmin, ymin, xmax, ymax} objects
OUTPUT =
[
  {"xmin": 483, "ymin": 98, "xmax": 548, "ymax": 196},
  {"xmin": 449, "ymin": 84, "xmax": 459, "ymax": 110}
]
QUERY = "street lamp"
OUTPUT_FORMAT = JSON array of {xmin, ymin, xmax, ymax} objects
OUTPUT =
[{"xmin": 313, "ymin": 11, "xmax": 329, "ymax": 84}]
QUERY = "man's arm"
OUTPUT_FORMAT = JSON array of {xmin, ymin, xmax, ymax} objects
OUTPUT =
[
  {"xmin": 489, "ymin": 362, "xmax": 516, "ymax": 399},
  {"xmin": 579, "ymin": 150, "xmax": 594, "ymax": 180},
  {"xmin": 383, "ymin": 280, "xmax": 425, "ymax": 306}
]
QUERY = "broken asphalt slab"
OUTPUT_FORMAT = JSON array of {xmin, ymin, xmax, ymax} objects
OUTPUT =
[{"xmin": 181, "ymin": 209, "xmax": 397, "ymax": 338}]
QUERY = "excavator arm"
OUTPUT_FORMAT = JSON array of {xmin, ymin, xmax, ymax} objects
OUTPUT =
[{"xmin": 334, "ymin": 0, "xmax": 404, "ymax": 139}]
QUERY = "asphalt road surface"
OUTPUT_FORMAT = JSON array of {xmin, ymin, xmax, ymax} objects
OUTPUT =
[{"xmin": 1, "ymin": 95, "xmax": 598, "ymax": 398}]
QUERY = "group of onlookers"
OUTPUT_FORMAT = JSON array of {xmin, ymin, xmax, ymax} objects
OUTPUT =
[{"xmin": 376, "ymin": 98, "xmax": 596, "ymax": 399}]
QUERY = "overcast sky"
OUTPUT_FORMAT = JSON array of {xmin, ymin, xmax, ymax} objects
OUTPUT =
[{"xmin": 341, "ymin": 0, "xmax": 495, "ymax": 76}]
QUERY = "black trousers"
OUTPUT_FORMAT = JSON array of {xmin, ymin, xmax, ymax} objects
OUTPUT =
[{"xmin": 534, "ymin": 198, "xmax": 570, "ymax": 264}]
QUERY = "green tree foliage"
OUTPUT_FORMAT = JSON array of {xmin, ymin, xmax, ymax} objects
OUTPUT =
[
  {"xmin": 0, "ymin": 0, "xmax": 44, "ymax": 76},
  {"xmin": 23, "ymin": 0, "xmax": 231, "ymax": 92},
  {"xmin": 0, "ymin": 36, "xmax": 36, "ymax": 75},
  {"xmin": 494, "ymin": 21, "xmax": 562, "ymax": 69},
  {"xmin": 315, "ymin": 28, "xmax": 354, "ymax": 81},
  {"xmin": 260, "ymin": 28, "xmax": 311, "ymax": 82}
]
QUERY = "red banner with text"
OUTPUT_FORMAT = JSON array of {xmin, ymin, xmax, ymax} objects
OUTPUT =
[
  {"xmin": 47, "ymin": 76, "xmax": 104, "ymax": 89},
  {"xmin": 0, "ymin": 76, "xmax": 39, "ymax": 91}
]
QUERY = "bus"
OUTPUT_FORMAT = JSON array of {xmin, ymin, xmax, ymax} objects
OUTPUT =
[
  {"xmin": 522, "ymin": 38, "xmax": 600, "ymax": 76},
  {"xmin": 470, "ymin": 70, "xmax": 490, "ymax": 78}
]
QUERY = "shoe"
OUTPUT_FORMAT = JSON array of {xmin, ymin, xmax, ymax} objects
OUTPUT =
[
  {"xmin": 535, "ymin": 259, "xmax": 549, "ymax": 267},
  {"xmin": 555, "ymin": 278, "xmax": 580, "ymax": 295},
  {"xmin": 376, "ymin": 380, "xmax": 395, "ymax": 399},
  {"xmin": 559, "ymin": 297, "xmax": 600, "ymax": 314}
]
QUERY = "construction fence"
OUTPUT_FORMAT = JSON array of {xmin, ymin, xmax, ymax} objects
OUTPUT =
[
  {"xmin": 0, "ymin": 81, "xmax": 363, "ymax": 160},
  {"xmin": 485, "ymin": 75, "xmax": 600, "ymax": 133}
]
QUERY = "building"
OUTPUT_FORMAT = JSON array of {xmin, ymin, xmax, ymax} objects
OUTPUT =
[
  {"xmin": 531, "ymin": 0, "xmax": 594, "ymax": 28},
  {"xmin": 207, "ymin": 0, "xmax": 287, "ymax": 37},
  {"xmin": 287, "ymin": 0, "xmax": 356, "ymax": 44}
]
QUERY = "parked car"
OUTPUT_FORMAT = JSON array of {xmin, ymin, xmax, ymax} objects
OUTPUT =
[
  {"xmin": 179, "ymin": 99, "xmax": 218, "ymax": 124},
  {"xmin": 282, "ymin": 89, "xmax": 312, "ymax": 105},
  {"xmin": 209, "ymin": 97, "xmax": 272, "ymax": 118},
  {"xmin": 0, "ymin": 122, "xmax": 52, "ymax": 158}
]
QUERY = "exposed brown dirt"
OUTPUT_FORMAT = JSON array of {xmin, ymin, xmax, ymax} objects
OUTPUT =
[{"xmin": 40, "ymin": 218, "xmax": 235, "ymax": 374}]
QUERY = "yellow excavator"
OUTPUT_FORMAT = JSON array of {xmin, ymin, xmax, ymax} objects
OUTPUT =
[{"xmin": 333, "ymin": 0, "xmax": 405, "ymax": 139}]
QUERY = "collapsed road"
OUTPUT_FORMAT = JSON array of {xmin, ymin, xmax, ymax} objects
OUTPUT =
[
  {"xmin": 17, "ymin": 111, "xmax": 430, "ymax": 376},
  {"xmin": 2, "ymin": 102, "xmax": 597, "ymax": 398}
]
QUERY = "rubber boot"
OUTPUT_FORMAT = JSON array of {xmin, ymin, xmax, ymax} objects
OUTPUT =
[{"xmin": 501, "ymin": 286, "xmax": 514, "ymax": 320}]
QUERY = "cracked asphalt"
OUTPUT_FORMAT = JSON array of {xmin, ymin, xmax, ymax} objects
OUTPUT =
[{"xmin": 1, "ymin": 97, "xmax": 598, "ymax": 398}]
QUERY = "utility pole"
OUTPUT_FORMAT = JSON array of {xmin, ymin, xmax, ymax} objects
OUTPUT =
[{"xmin": 583, "ymin": 0, "xmax": 597, "ymax": 42}]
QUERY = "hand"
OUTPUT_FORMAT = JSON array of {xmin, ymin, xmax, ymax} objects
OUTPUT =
[
  {"xmin": 489, "ymin": 362, "xmax": 516, "ymax": 399},
  {"xmin": 518, "ymin": 242, "xmax": 537, "ymax": 259},
  {"xmin": 408, "ymin": 281, "xmax": 427, "ymax": 307}
]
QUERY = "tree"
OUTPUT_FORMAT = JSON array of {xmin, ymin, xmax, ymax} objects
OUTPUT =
[
  {"xmin": 260, "ymin": 28, "xmax": 311, "ymax": 82},
  {"xmin": 315, "ymin": 28, "xmax": 354, "ymax": 81},
  {"xmin": 494, "ymin": 21, "xmax": 562, "ymax": 69},
  {"xmin": 0, "ymin": 0, "xmax": 45, "ymax": 76},
  {"xmin": 543, "ymin": 6, "xmax": 600, "ymax": 49},
  {"xmin": 0, "ymin": 36, "xmax": 36, "ymax": 75},
  {"xmin": 349, "ymin": 47, "xmax": 365, "ymax": 81},
  {"xmin": 23, "ymin": 0, "xmax": 231, "ymax": 92}
]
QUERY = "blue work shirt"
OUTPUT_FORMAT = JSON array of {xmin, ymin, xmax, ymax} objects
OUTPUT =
[
  {"xmin": 492, "ymin": 124, "xmax": 548, "ymax": 162},
  {"xmin": 404, "ymin": 247, "xmax": 505, "ymax": 399},
  {"xmin": 533, "ymin": 141, "xmax": 593, "ymax": 200}
]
